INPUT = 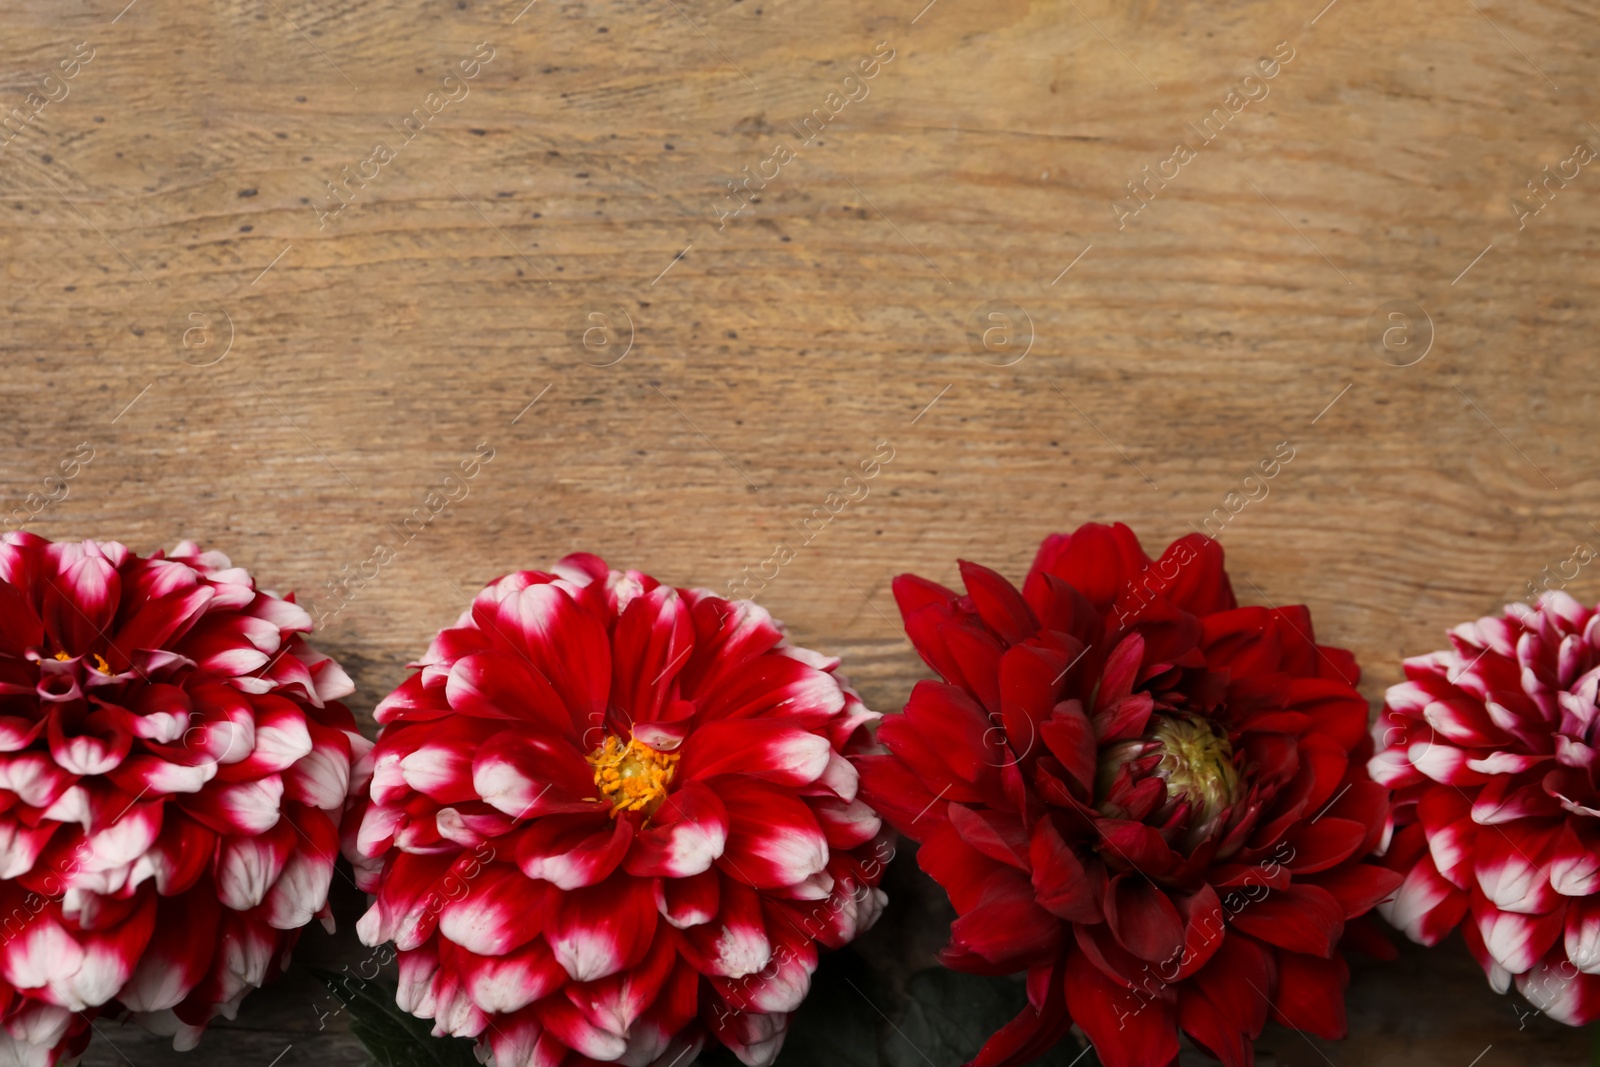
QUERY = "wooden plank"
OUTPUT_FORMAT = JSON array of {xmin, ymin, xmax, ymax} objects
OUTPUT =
[{"xmin": 4, "ymin": 0, "xmax": 1598, "ymax": 1061}]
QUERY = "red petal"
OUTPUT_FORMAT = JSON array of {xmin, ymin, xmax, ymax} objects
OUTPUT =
[
  {"xmin": 445, "ymin": 651, "xmax": 579, "ymax": 741},
  {"xmin": 947, "ymin": 803, "xmax": 1030, "ymax": 870},
  {"xmin": 919, "ymin": 822, "xmax": 1008, "ymax": 914},
  {"xmin": 968, "ymin": 957, "xmax": 1073, "ymax": 1067},
  {"xmin": 535, "ymin": 994, "xmax": 627, "ymax": 1060},
  {"xmin": 960, "ymin": 560, "xmax": 1039, "ymax": 645},
  {"xmin": 1096, "ymin": 819, "xmax": 1180, "ymax": 878},
  {"xmin": 1039, "ymin": 700, "xmax": 1097, "ymax": 796},
  {"xmin": 679, "ymin": 594, "xmax": 785, "ymax": 695},
  {"xmin": 884, "ymin": 681, "xmax": 1005, "ymax": 789},
  {"xmin": 715, "ymin": 777, "xmax": 828, "ymax": 889},
  {"xmin": 452, "ymin": 937, "xmax": 568, "ymax": 1015},
  {"xmin": 854, "ymin": 752, "xmax": 946, "ymax": 838},
  {"xmin": 655, "ymin": 867, "xmax": 721, "ymax": 929},
  {"xmin": 478, "ymin": 582, "xmax": 611, "ymax": 728},
  {"xmin": 1472, "ymin": 891, "xmax": 1565, "ymax": 974},
  {"xmin": 1550, "ymin": 819, "xmax": 1600, "ymax": 895},
  {"xmin": 625, "ymin": 780, "xmax": 729, "ymax": 878},
  {"xmin": 487, "ymin": 1006, "xmax": 568, "ymax": 1067},
  {"xmin": 1564, "ymin": 896, "xmax": 1600, "ymax": 976},
  {"xmin": 1021, "ymin": 570, "xmax": 1105, "ymax": 647},
  {"xmin": 1153, "ymin": 534, "xmax": 1235, "ymax": 616},
  {"xmin": 999, "ymin": 643, "xmax": 1072, "ymax": 770},
  {"xmin": 214, "ymin": 817, "xmax": 296, "ymax": 911},
  {"xmin": 627, "ymin": 959, "xmax": 702, "ymax": 1064},
  {"xmin": 1270, "ymin": 950, "xmax": 1349, "ymax": 1040},
  {"xmin": 892, "ymin": 572, "xmax": 959, "ymax": 617},
  {"xmin": 1177, "ymin": 983, "xmax": 1250, "ymax": 1067},
  {"xmin": 1029, "ymin": 817, "xmax": 1103, "ymax": 924},
  {"xmin": 1200, "ymin": 608, "xmax": 1281, "ymax": 680},
  {"xmin": 1475, "ymin": 773, "xmax": 1563, "ymax": 823},
  {"xmin": 947, "ymin": 868, "xmax": 1063, "ymax": 970},
  {"xmin": 1191, "ymin": 932, "xmax": 1273, "ymax": 1038},
  {"xmin": 896, "ymin": 588, "xmax": 971, "ymax": 689},
  {"xmin": 811, "ymin": 796, "xmax": 882, "ymax": 851},
  {"xmin": 471, "ymin": 731, "xmax": 598, "ymax": 819},
  {"xmin": 1302, "ymin": 863, "xmax": 1404, "ymax": 919},
  {"xmin": 517, "ymin": 814, "xmax": 633, "ymax": 889},
  {"xmin": 0, "ymin": 577, "xmax": 42, "ymax": 654},
  {"xmin": 144, "ymin": 812, "xmax": 214, "ymax": 896},
  {"xmin": 547, "ymin": 876, "xmax": 659, "ymax": 982},
  {"xmin": 1283, "ymin": 817, "xmax": 1367, "ymax": 875},
  {"xmin": 1228, "ymin": 884, "xmax": 1344, "ymax": 957},
  {"xmin": 677, "ymin": 720, "xmax": 832, "ymax": 787},
  {"xmin": 1474, "ymin": 819, "xmax": 1563, "ymax": 913},
  {"xmin": 690, "ymin": 650, "xmax": 844, "ymax": 726},
  {"xmin": 943, "ymin": 620, "xmax": 1006, "ymax": 715},
  {"xmin": 1064, "ymin": 946, "xmax": 1180, "ymax": 1067},
  {"xmin": 1105, "ymin": 874, "xmax": 1185, "ymax": 963},
  {"xmin": 1170, "ymin": 884, "xmax": 1227, "ymax": 981},
  {"xmin": 438, "ymin": 863, "xmax": 545, "ymax": 957},
  {"xmin": 610, "ymin": 585, "xmax": 694, "ymax": 725},
  {"xmin": 117, "ymin": 889, "xmax": 222, "ymax": 1011},
  {"xmin": 1094, "ymin": 634, "xmax": 1144, "ymax": 718},
  {"xmin": 567, "ymin": 926, "xmax": 680, "ymax": 1039},
  {"xmin": 43, "ymin": 550, "xmax": 120, "ymax": 656},
  {"xmin": 713, "ymin": 899, "xmax": 816, "ymax": 1013},
  {"xmin": 1027, "ymin": 524, "xmax": 1153, "ymax": 613},
  {"xmin": 682, "ymin": 875, "xmax": 770, "ymax": 978},
  {"xmin": 1516, "ymin": 956, "xmax": 1600, "ymax": 1024},
  {"xmin": 1377, "ymin": 853, "xmax": 1469, "ymax": 946}
]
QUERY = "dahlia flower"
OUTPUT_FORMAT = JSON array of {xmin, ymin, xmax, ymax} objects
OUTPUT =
[
  {"xmin": 1370, "ymin": 591, "xmax": 1600, "ymax": 1025},
  {"xmin": 349, "ymin": 554, "xmax": 888, "ymax": 1067},
  {"xmin": 855, "ymin": 523, "xmax": 1400, "ymax": 1067},
  {"xmin": 0, "ymin": 533, "xmax": 369, "ymax": 1066}
]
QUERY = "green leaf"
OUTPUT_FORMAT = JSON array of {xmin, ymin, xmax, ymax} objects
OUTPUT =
[
  {"xmin": 884, "ymin": 968, "xmax": 1095, "ymax": 1067},
  {"xmin": 308, "ymin": 968, "xmax": 480, "ymax": 1067}
]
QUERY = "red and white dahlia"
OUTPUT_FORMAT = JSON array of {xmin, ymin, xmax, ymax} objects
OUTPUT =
[
  {"xmin": 349, "ymin": 554, "xmax": 888, "ymax": 1067},
  {"xmin": 0, "ymin": 533, "xmax": 369, "ymax": 1066},
  {"xmin": 1370, "ymin": 591, "xmax": 1600, "ymax": 1024},
  {"xmin": 856, "ymin": 523, "xmax": 1401, "ymax": 1067}
]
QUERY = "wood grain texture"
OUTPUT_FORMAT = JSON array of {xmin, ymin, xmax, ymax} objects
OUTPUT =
[{"xmin": 3, "ymin": 0, "xmax": 1598, "ymax": 1061}]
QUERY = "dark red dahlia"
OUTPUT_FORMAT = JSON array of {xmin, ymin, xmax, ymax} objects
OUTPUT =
[
  {"xmin": 0, "ymin": 534, "xmax": 370, "ymax": 1065},
  {"xmin": 856, "ymin": 523, "xmax": 1400, "ymax": 1067},
  {"xmin": 350, "ymin": 555, "xmax": 889, "ymax": 1067},
  {"xmin": 1370, "ymin": 592, "xmax": 1600, "ymax": 1024}
]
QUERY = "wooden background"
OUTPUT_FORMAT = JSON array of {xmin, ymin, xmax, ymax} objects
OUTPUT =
[{"xmin": 3, "ymin": 0, "xmax": 1598, "ymax": 1062}]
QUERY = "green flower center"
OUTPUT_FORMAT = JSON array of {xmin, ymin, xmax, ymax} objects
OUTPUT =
[{"xmin": 1149, "ymin": 715, "xmax": 1239, "ymax": 823}]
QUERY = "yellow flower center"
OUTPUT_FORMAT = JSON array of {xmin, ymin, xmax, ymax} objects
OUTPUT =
[
  {"xmin": 587, "ymin": 736, "xmax": 679, "ymax": 819},
  {"xmin": 54, "ymin": 650, "xmax": 112, "ymax": 672}
]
